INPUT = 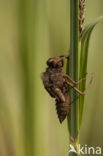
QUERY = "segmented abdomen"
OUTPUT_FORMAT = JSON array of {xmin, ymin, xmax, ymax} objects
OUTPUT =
[{"xmin": 56, "ymin": 93, "xmax": 70, "ymax": 123}]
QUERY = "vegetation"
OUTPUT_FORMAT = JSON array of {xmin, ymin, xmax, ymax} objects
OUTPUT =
[
  {"xmin": 67, "ymin": 0, "xmax": 103, "ymax": 155},
  {"xmin": 0, "ymin": 0, "xmax": 103, "ymax": 156}
]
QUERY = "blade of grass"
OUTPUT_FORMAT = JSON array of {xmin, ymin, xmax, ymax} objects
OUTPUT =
[
  {"xmin": 18, "ymin": 0, "xmax": 38, "ymax": 156},
  {"xmin": 66, "ymin": 0, "xmax": 79, "ymax": 155},
  {"xmin": 79, "ymin": 16, "xmax": 103, "ymax": 129}
]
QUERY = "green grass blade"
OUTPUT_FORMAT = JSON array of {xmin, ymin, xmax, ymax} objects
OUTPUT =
[
  {"xmin": 67, "ymin": 0, "xmax": 79, "ymax": 140},
  {"xmin": 66, "ymin": 1, "xmax": 79, "ymax": 155},
  {"xmin": 79, "ymin": 16, "xmax": 103, "ymax": 129},
  {"xmin": 18, "ymin": 0, "xmax": 38, "ymax": 155}
]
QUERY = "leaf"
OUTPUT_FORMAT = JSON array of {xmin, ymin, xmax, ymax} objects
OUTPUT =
[{"xmin": 79, "ymin": 16, "xmax": 103, "ymax": 129}]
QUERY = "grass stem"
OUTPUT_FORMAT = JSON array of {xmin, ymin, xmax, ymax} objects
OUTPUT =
[{"xmin": 66, "ymin": 0, "xmax": 79, "ymax": 155}]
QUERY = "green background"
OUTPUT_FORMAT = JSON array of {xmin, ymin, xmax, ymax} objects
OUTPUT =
[{"xmin": 0, "ymin": 0, "xmax": 103, "ymax": 156}]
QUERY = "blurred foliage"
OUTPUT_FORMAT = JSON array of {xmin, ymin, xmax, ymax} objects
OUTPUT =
[{"xmin": 0, "ymin": 0, "xmax": 103, "ymax": 156}]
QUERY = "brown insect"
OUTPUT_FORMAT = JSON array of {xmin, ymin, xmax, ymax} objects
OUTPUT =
[{"xmin": 42, "ymin": 54, "xmax": 93, "ymax": 123}]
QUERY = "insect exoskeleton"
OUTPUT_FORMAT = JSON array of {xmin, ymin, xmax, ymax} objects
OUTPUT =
[
  {"xmin": 56, "ymin": 93, "xmax": 70, "ymax": 123},
  {"xmin": 42, "ymin": 54, "xmax": 93, "ymax": 123}
]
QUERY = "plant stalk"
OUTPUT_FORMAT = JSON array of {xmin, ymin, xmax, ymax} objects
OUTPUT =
[
  {"xmin": 19, "ymin": 0, "xmax": 37, "ymax": 155},
  {"xmin": 66, "ymin": 0, "xmax": 79, "ymax": 155}
]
